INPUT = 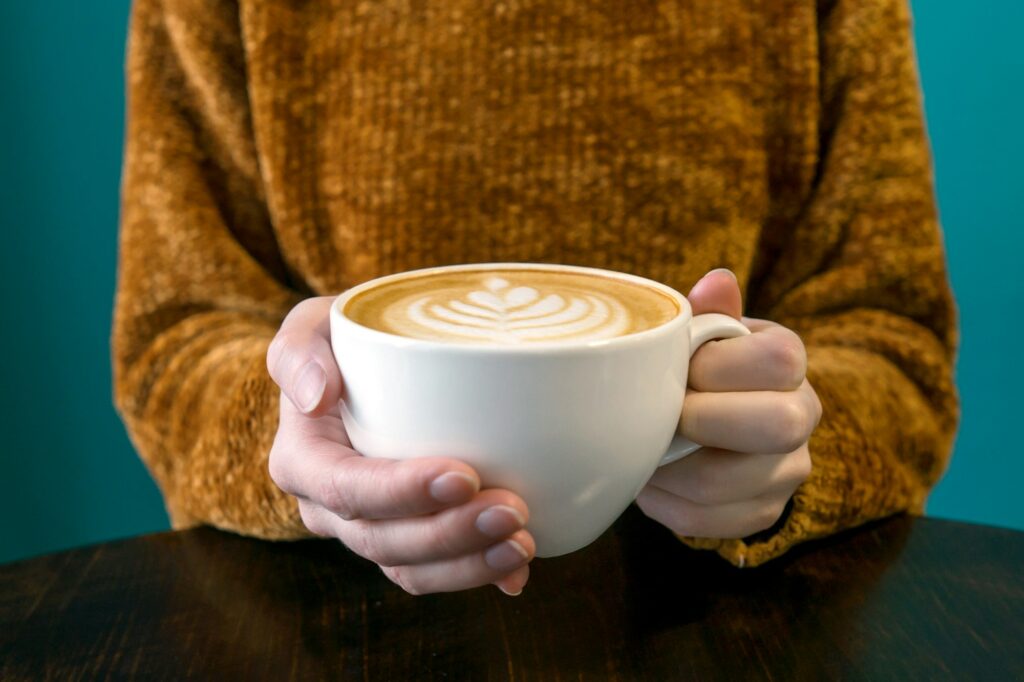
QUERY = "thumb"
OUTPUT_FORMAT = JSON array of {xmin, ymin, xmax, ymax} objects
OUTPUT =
[
  {"xmin": 267, "ymin": 296, "xmax": 344, "ymax": 417},
  {"xmin": 686, "ymin": 268, "xmax": 743, "ymax": 320}
]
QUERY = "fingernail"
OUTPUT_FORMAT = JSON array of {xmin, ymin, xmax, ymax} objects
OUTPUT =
[
  {"xmin": 497, "ymin": 583, "xmax": 523, "ymax": 597},
  {"xmin": 475, "ymin": 505, "xmax": 526, "ymax": 539},
  {"xmin": 429, "ymin": 472, "xmax": 478, "ymax": 504},
  {"xmin": 708, "ymin": 267, "xmax": 737, "ymax": 281},
  {"xmin": 294, "ymin": 362, "xmax": 326, "ymax": 413},
  {"xmin": 485, "ymin": 540, "xmax": 529, "ymax": 572}
]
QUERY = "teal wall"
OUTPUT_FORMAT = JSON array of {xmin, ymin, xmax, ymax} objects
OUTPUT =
[
  {"xmin": 0, "ymin": 1, "xmax": 1020, "ymax": 564},
  {"xmin": 0, "ymin": 2, "xmax": 169, "ymax": 564},
  {"xmin": 914, "ymin": 4, "xmax": 1024, "ymax": 528}
]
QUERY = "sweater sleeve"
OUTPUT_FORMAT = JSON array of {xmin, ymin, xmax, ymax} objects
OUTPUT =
[
  {"xmin": 680, "ymin": 0, "xmax": 959, "ymax": 567},
  {"xmin": 113, "ymin": 0, "xmax": 308, "ymax": 538}
]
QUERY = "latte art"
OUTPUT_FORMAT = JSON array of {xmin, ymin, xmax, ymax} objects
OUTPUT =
[
  {"xmin": 406, "ymin": 277, "xmax": 629, "ymax": 343},
  {"xmin": 344, "ymin": 268, "xmax": 679, "ymax": 346}
]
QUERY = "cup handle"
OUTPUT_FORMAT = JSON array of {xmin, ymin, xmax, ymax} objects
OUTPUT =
[{"xmin": 658, "ymin": 313, "xmax": 751, "ymax": 467}]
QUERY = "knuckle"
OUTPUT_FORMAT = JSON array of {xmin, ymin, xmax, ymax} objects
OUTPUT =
[
  {"xmin": 266, "ymin": 334, "xmax": 285, "ymax": 376},
  {"xmin": 766, "ymin": 333, "xmax": 806, "ymax": 388},
  {"xmin": 770, "ymin": 397, "xmax": 812, "ymax": 453},
  {"xmin": 319, "ymin": 468, "xmax": 358, "ymax": 521},
  {"xmin": 362, "ymin": 537, "xmax": 396, "ymax": 568},
  {"xmin": 342, "ymin": 522, "xmax": 374, "ymax": 561},
  {"xmin": 341, "ymin": 521, "xmax": 386, "ymax": 565},
  {"xmin": 792, "ymin": 447, "xmax": 813, "ymax": 484},
  {"xmin": 266, "ymin": 330, "xmax": 301, "ymax": 377},
  {"xmin": 359, "ymin": 523, "xmax": 403, "ymax": 568},
  {"xmin": 267, "ymin": 444, "xmax": 288, "ymax": 491},
  {"xmin": 280, "ymin": 299, "xmax": 320, "ymax": 331},
  {"xmin": 267, "ymin": 433, "xmax": 305, "ymax": 497},
  {"xmin": 809, "ymin": 385, "xmax": 824, "ymax": 426},
  {"xmin": 298, "ymin": 503, "xmax": 327, "ymax": 537},
  {"xmin": 757, "ymin": 502, "xmax": 787, "ymax": 532}
]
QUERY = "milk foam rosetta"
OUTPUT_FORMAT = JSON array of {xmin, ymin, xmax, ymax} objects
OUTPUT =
[
  {"xmin": 344, "ymin": 269, "xmax": 680, "ymax": 345},
  {"xmin": 405, "ymin": 276, "xmax": 627, "ymax": 343}
]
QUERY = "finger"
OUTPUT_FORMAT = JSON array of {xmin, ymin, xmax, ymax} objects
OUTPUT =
[
  {"xmin": 494, "ymin": 564, "xmax": 530, "ymax": 597},
  {"xmin": 686, "ymin": 268, "xmax": 743, "ymax": 319},
  {"xmin": 269, "ymin": 423, "xmax": 481, "ymax": 520},
  {"xmin": 380, "ymin": 529, "xmax": 535, "ymax": 595},
  {"xmin": 679, "ymin": 380, "xmax": 821, "ymax": 454},
  {"xmin": 312, "ymin": 488, "xmax": 530, "ymax": 566},
  {"xmin": 646, "ymin": 444, "xmax": 811, "ymax": 506},
  {"xmin": 636, "ymin": 485, "xmax": 791, "ymax": 539},
  {"xmin": 689, "ymin": 319, "xmax": 807, "ymax": 392},
  {"xmin": 266, "ymin": 296, "xmax": 342, "ymax": 417}
]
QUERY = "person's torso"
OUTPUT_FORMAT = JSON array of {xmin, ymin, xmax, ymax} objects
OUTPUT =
[{"xmin": 240, "ymin": 0, "xmax": 821, "ymax": 300}]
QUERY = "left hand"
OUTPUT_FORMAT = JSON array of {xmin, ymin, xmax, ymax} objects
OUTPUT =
[{"xmin": 636, "ymin": 269, "xmax": 822, "ymax": 539}]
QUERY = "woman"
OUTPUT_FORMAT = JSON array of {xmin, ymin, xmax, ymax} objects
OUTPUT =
[{"xmin": 114, "ymin": 0, "xmax": 958, "ymax": 596}]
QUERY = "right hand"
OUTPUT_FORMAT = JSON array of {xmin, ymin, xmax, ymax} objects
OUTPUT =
[{"xmin": 267, "ymin": 297, "xmax": 535, "ymax": 596}]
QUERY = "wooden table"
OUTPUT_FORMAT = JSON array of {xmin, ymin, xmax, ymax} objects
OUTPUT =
[{"xmin": 2, "ymin": 508, "xmax": 1022, "ymax": 680}]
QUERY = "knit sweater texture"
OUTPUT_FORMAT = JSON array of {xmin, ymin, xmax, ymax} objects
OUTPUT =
[{"xmin": 114, "ymin": 0, "xmax": 959, "ymax": 568}]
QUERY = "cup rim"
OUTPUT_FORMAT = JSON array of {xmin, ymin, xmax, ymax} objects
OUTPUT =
[{"xmin": 331, "ymin": 262, "xmax": 692, "ymax": 354}]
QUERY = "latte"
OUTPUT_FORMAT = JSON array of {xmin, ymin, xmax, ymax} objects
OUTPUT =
[{"xmin": 344, "ymin": 267, "xmax": 679, "ymax": 345}]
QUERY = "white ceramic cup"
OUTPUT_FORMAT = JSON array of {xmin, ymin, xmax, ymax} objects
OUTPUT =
[{"xmin": 330, "ymin": 263, "xmax": 750, "ymax": 557}]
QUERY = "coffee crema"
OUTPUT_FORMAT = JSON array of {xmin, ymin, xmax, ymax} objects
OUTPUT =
[{"xmin": 344, "ymin": 268, "xmax": 680, "ymax": 345}]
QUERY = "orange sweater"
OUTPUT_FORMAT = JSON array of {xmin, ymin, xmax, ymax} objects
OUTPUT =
[{"xmin": 114, "ymin": 0, "xmax": 958, "ymax": 568}]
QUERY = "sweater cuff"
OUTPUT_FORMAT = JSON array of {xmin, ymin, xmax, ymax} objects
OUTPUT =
[
  {"xmin": 674, "ymin": 337, "xmax": 952, "ymax": 567},
  {"xmin": 675, "ymin": 416, "xmax": 873, "ymax": 568},
  {"xmin": 676, "ymin": 477, "xmax": 841, "ymax": 568}
]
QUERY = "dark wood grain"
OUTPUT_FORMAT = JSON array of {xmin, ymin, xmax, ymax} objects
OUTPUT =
[{"xmin": 2, "ymin": 510, "xmax": 1022, "ymax": 680}]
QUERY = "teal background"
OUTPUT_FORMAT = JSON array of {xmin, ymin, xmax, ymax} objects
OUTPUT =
[{"xmin": 0, "ymin": 2, "xmax": 1021, "ymax": 564}]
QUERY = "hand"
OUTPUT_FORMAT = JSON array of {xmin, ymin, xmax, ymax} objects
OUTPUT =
[
  {"xmin": 636, "ymin": 270, "xmax": 822, "ymax": 541},
  {"xmin": 266, "ymin": 297, "xmax": 534, "ymax": 595}
]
